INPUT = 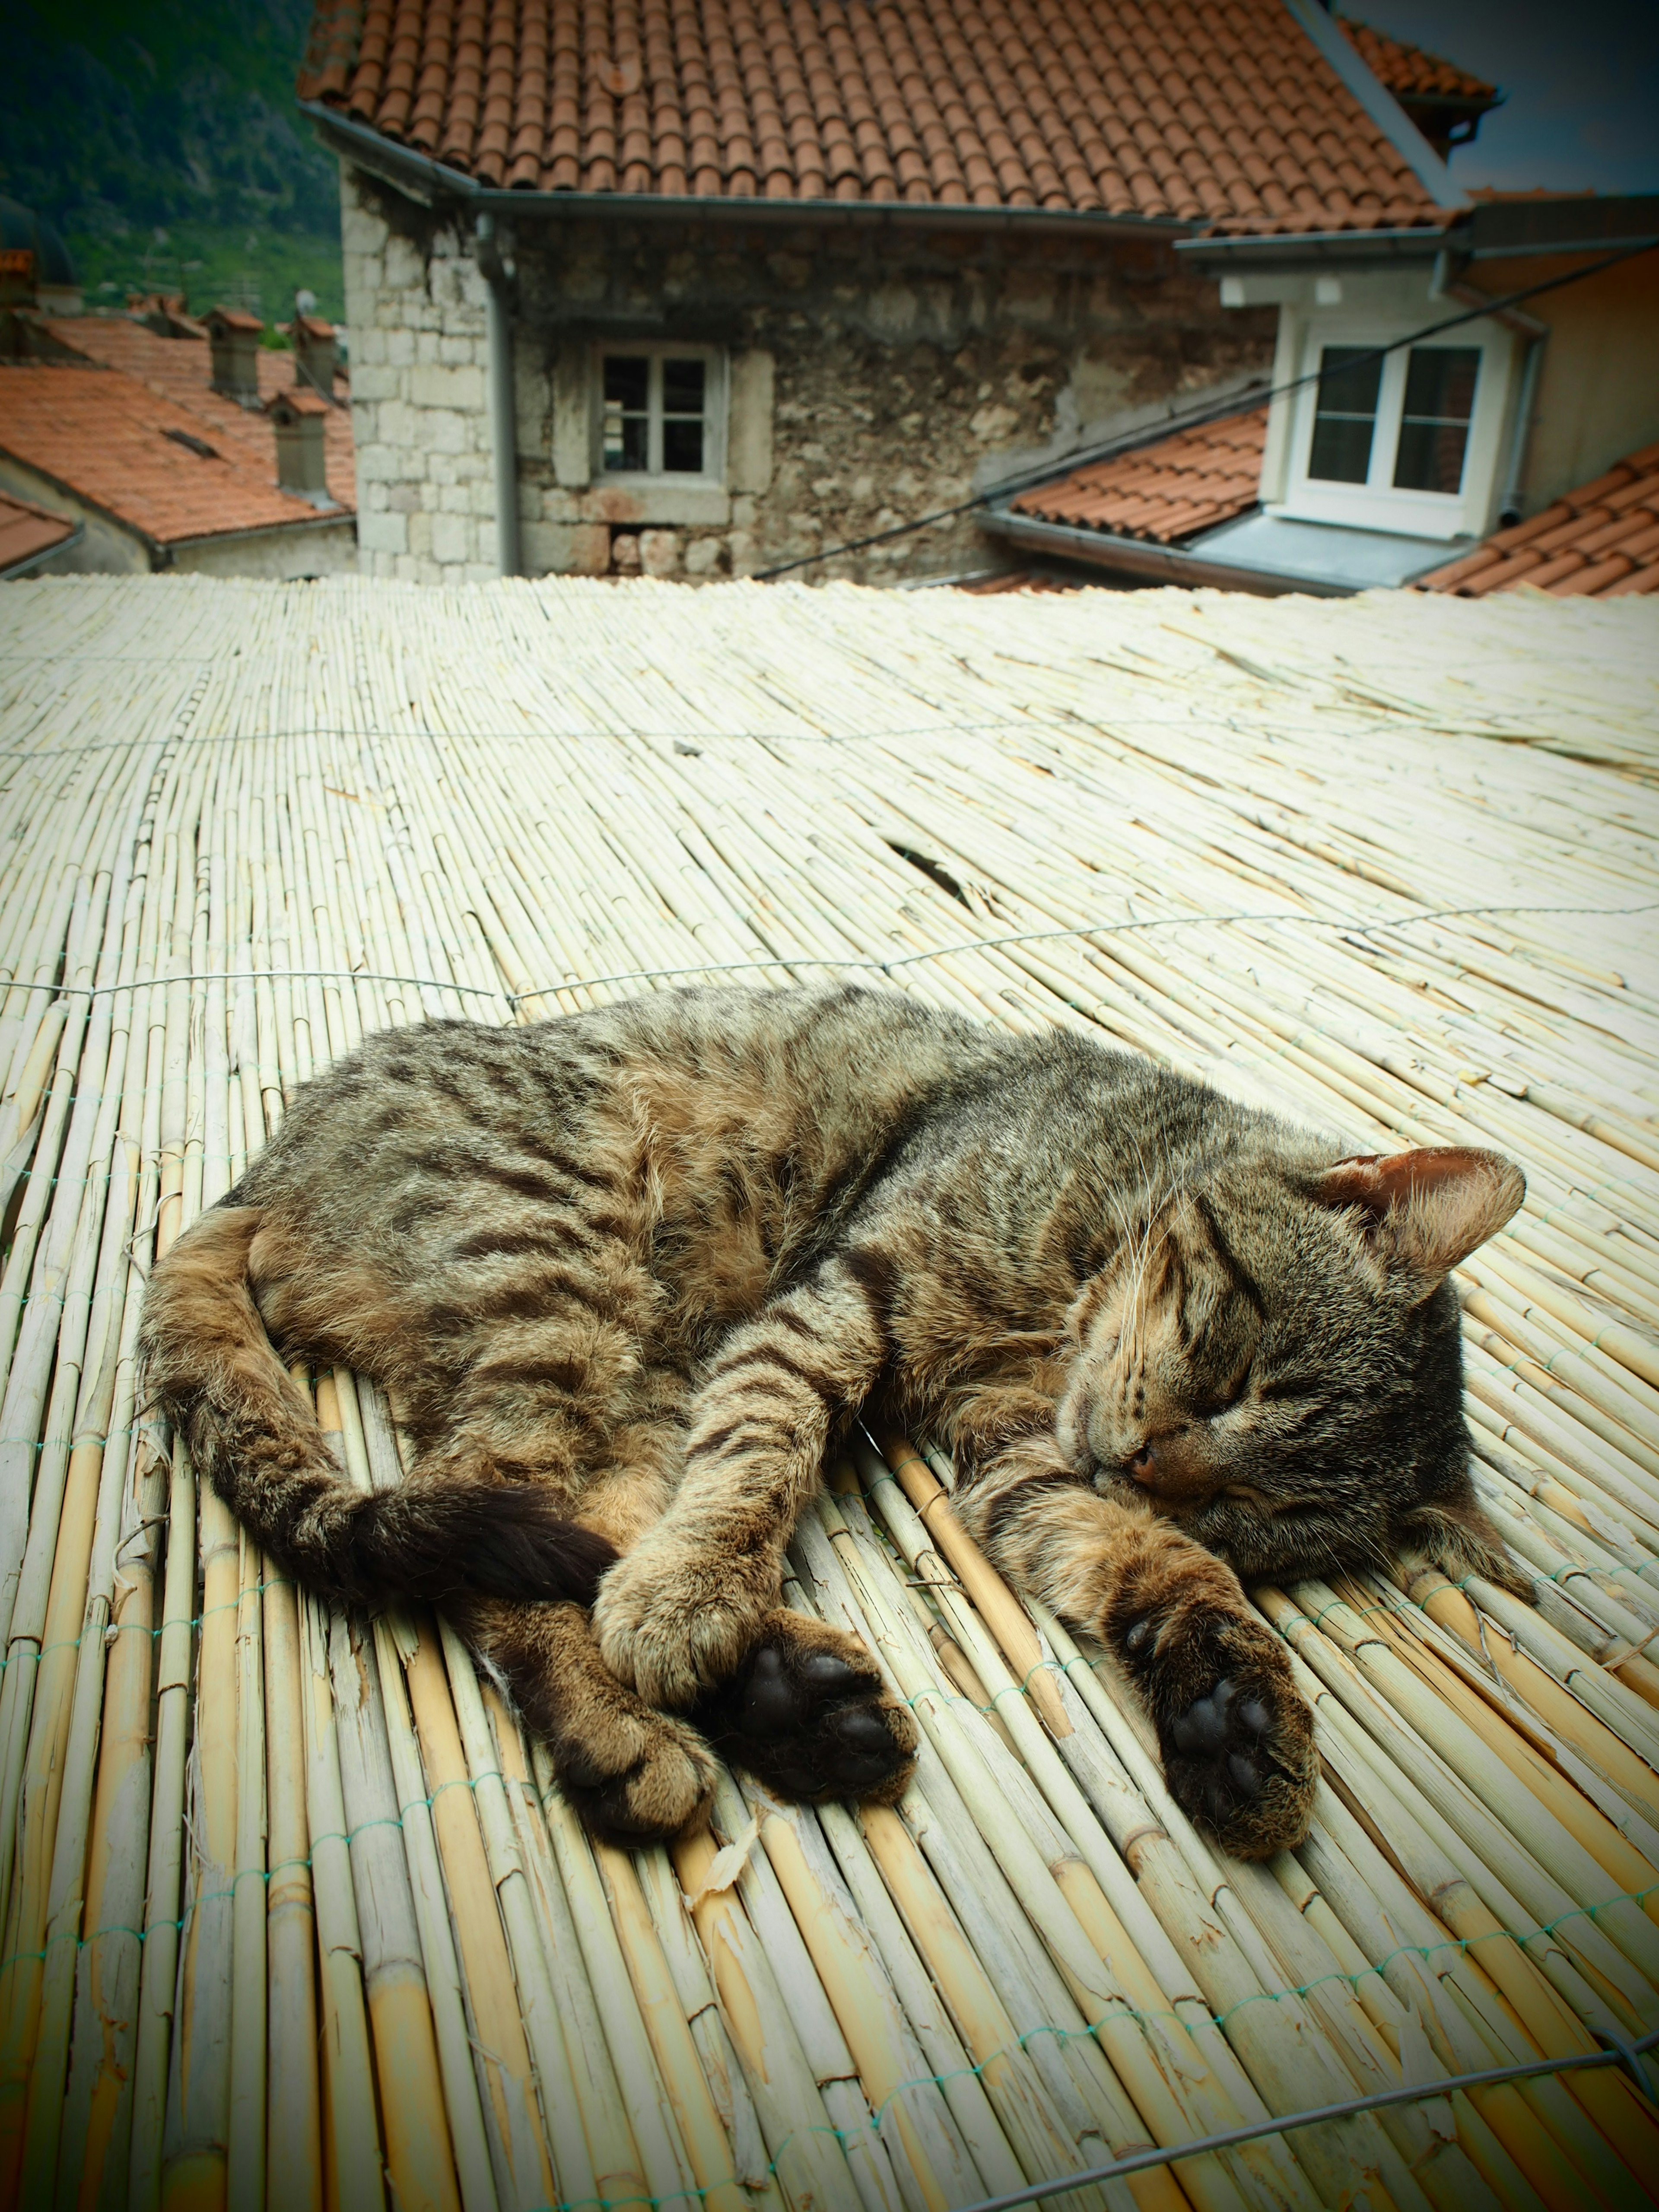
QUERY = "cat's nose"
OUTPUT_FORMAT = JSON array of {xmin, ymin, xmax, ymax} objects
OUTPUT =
[{"xmin": 1127, "ymin": 1444, "xmax": 1157, "ymax": 1485}]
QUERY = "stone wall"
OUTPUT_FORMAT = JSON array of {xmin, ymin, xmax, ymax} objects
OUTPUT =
[
  {"xmin": 340, "ymin": 162, "xmax": 1276, "ymax": 586},
  {"xmin": 340, "ymin": 162, "xmax": 500, "ymax": 583}
]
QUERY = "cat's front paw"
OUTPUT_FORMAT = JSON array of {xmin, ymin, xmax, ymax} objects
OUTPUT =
[
  {"xmin": 693, "ymin": 1610, "xmax": 918, "ymax": 1807},
  {"xmin": 593, "ymin": 1538, "xmax": 780, "ymax": 1708},
  {"xmin": 1109, "ymin": 1580, "xmax": 1316, "ymax": 1859}
]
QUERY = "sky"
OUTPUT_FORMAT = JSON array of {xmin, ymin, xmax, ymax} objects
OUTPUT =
[{"xmin": 1344, "ymin": 0, "xmax": 1659, "ymax": 193}]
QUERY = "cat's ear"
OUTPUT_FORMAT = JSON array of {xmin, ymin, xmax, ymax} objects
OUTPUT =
[
  {"xmin": 1395, "ymin": 1495, "xmax": 1533, "ymax": 1598},
  {"xmin": 1314, "ymin": 1146, "xmax": 1524, "ymax": 1300}
]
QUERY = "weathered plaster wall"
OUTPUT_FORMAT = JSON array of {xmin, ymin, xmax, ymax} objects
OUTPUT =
[
  {"xmin": 171, "ymin": 519, "xmax": 359, "ymax": 578},
  {"xmin": 340, "ymin": 163, "xmax": 1274, "ymax": 585}
]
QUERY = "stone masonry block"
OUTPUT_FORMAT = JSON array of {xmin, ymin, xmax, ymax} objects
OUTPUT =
[
  {"xmin": 410, "ymin": 363, "xmax": 485, "ymax": 412},
  {"xmin": 422, "ymin": 407, "xmax": 470, "ymax": 456},
  {"xmin": 357, "ymin": 510, "xmax": 408, "ymax": 555},
  {"xmin": 349, "ymin": 364, "xmax": 399, "ymax": 401},
  {"xmin": 431, "ymin": 510, "xmax": 472, "ymax": 564},
  {"xmin": 387, "ymin": 330, "xmax": 416, "ymax": 368},
  {"xmin": 384, "ymin": 235, "xmax": 424, "ymax": 292}
]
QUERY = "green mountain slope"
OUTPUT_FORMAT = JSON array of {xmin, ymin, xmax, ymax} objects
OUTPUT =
[{"xmin": 0, "ymin": 0, "xmax": 344, "ymax": 322}]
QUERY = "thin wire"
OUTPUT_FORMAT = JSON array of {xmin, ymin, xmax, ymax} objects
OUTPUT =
[
  {"xmin": 755, "ymin": 236, "xmax": 1659, "ymax": 578},
  {"xmin": 3, "ymin": 898, "xmax": 1648, "ymax": 1019},
  {"xmin": 947, "ymin": 2027, "xmax": 1659, "ymax": 2212}
]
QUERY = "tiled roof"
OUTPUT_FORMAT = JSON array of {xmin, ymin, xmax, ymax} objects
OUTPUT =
[
  {"xmin": 37, "ymin": 318, "xmax": 356, "ymax": 512},
  {"xmin": 0, "ymin": 346, "xmax": 355, "ymax": 547},
  {"xmin": 299, "ymin": 0, "xmax": 1445, "ymax": 232},
  {"xmin": 1419, "ymin": 443, "xmax": 1659, "ymax": 600},
  {"xmin": 0, "ymin": 489, "xmax": 74, "ymax": 573},
  {"xmin": 1010, "ymin": 404, "xmax": 1267, "ymax": 543},
  {"xmin": 1336, "ymin": 18, "xmax": 1496, "ymax": 105}
]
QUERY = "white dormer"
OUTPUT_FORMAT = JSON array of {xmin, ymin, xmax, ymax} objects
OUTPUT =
[{"xmin": 1241, "ymin": 268, "xmax": 1523, "ymax": 545}]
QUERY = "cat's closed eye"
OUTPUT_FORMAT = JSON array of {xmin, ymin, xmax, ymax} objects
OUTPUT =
[{"xmin": 1194, "ymin": 1366, "xmax": 1251, "ymax": 1419}]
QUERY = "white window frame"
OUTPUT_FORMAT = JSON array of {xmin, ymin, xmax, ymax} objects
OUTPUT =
[
  {"xmin": 1271, "ymin": 310, "xmax": 1517, "ymax": 541},
  {"xmin": 592, "ymin": 343, "xmax": 728, "ymax": 487}
]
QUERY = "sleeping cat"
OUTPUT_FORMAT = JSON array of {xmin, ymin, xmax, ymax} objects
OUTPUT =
[{"xmin": 140, "ymin": 984, "xmax": 1527, "ymax": 1859}]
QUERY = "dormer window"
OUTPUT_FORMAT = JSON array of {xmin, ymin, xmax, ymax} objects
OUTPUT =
[{"xmin": 1269, "ymin": 305, "xmax": 1518, "ymax": 543}]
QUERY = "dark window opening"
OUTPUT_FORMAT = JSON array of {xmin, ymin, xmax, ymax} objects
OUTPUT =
[
  {"xmin": 1307, "ymin": 346, "xmax": 1382, "ymax": 484},
  {"xmin": 601, "ymin": 353, "xmax": 710, "ymax": 475},
  {"xmin": 1393, "ymin": 346, "xmax": 1480, "ymax": 495},
  {"xmin": 662, "ymin": 356, "xmax": 706, "ymax": 474},
  {"xmin": 602, "ymin": 356, "xmax": 650, "ymax": 473}
]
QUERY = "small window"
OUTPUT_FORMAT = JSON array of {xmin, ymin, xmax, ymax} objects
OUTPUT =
[
  {"xmin": 600, "ymin": 350, "xmax": 718, "ymax": 477},
  {"xmin": 1307, "ymin": 347, "xmax": 1382, "ymax": 484},
  {"xmin": 1393, "ymin": 346, "xmax": 1480, "ymax": 495}
]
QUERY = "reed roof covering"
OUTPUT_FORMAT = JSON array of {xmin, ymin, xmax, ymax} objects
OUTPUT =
[{"xmin": 0, "ymin": 572, "xmax": 1657, "ymax": 2212}]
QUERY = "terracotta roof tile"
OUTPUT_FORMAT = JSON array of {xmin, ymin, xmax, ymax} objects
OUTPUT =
[
  {"xmin": 1, "ymin": 324, "xmax": 356, "ymax": 547},
  {"xmin": 36, "ymin": 318, "xmax": 356, "ymax": 512},
  {"xmin": 1337, "ymin": 17, "xmax": 1496, "ymax": 105},
  {"xmin": 299, "ymin": 0, "xmax": 1445, "ymax": 230},
  {"xmin": 1010, "ymin": 403, "xmax": 1268, "ymax": 543},
  {"xmin": 1419, "ymin": 442, "xmax": 1659, "ymax": 602},
  {"xmin": 0, "ymin": 489, "xmax": 75, "ymax": 572}
]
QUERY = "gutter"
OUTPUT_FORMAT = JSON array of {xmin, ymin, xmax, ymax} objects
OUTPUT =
[
  {"xmin": 300, "ymin": 103, "xmax": 1193, "ymax": 241},
  {"xmin": 1177, "ymin": 227, "xmax": 1452, "ymax": 271},
  {"xmin": 980, "ymin": 506, "xmax": 1350, "ymax": 597}
]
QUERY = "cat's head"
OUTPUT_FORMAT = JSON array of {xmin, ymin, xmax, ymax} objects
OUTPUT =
[{"xmin": 1055, "ymin": 1144, "xmax": 1529, "ymax": 1592}]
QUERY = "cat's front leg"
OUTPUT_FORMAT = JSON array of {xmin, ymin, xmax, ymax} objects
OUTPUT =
[
  {"xmin": 593, "ymin": 1256, "xmax": 888, "ymax": 1705},
  {"xmin": 954, "ymin": 1413, "xmax": 1317, "ymax": 1859}
]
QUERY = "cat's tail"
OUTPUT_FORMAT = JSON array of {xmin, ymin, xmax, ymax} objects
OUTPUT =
[{"xmin": 139, "ymin": 1203, "xmax": 619, "ymax": 1611}]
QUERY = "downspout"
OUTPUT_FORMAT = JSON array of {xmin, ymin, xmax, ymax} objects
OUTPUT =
[
  {"xmin": 475, "ymin": 214, "xmax": 521, "ymax": 578},
  {"xmin": 1497, "ymin": 331, "xmax": 1546, "ymax": 526}
]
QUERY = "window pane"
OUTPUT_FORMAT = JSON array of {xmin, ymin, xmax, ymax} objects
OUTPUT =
[
  {"xmin": 663, "ymin": 417, "xmax": 705, "ymax": 473},
  {"xmin": 602, "ymin": 355, "xmax": 650, "ymax": 472},
  {"xmin": 604, "ymin": 356, "xmax": 649, "ymax": 410},
  {"xmin": 1393, "ymin": 346, "xmax": 1480, "ymax": 494},
  {"xmin": 662, "ymin": 357, "xmax": 705, "ymax": 414},
  {"xmin": 1307, "ymin": 344, "xmax": 1381, "ymax": 483}
]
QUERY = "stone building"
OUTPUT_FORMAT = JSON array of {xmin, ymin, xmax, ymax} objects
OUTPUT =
[{"xmin": 296, "ymin": 0, "xmax": 1472, "ymax": 587}]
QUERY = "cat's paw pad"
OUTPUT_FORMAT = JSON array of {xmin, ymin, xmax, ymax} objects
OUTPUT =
[
  {"xmin": 696, "ymin": 1616, "xmax": 918, "ymax": 1807},
  {"xmin": 1121, "ymin": 1609, "xmax": 1316, "ymax": 1859},
  {"xmin": 556, "ymin": 1712, "xmax": 718, "ymax": 1847}
]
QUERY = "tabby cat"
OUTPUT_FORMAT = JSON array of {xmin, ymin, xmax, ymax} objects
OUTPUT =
[{"xmin": 140, "ymin": 985, "xmax": 1527, "ymax": 1859}]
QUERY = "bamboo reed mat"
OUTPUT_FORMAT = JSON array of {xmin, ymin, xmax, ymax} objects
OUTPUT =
[{"xmin": 0, "ymin": 573, "xmax": 1657, "ymax": 2212}]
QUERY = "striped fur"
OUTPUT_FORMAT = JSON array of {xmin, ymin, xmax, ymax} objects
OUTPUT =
[{"xmin": 141, "ymin": 985, "xmax": 1524, "ymax": 1854}]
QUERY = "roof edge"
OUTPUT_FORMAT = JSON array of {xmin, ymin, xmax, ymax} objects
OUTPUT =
[
  {"xmin": 0, "ymin": 450, "xmax": 162, "ymax": 554},
  {"xmin": 1176, "ymin": 226, "xmax": 1450, "ymax": 269},
  {"xmin": 303, "ymin": 105, "xmax": 1195, "ymax": 237},
  {"xmin": 982, "ymin": 505, "xmax": 1351, "ymax": 597},
  {"xmin": 1281, "ymin": 0, "xmax": 1469, "ymax": 213},
  {"xmin": 0, "ymin": 516, "xmax": 83, "ymax": 582}
]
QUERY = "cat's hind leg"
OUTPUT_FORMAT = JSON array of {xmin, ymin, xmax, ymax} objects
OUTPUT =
[
  {"xmin": 690, "ymin": 1608, "xmax": 918, "ymax": 1807},
  {"xmin": 454, "ymin": 1595, "xmax": 718, "ymax": 1843}
]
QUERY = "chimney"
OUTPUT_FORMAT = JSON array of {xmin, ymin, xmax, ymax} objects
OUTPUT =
[
  {"xmin": 204, "ymin": 306, "xmax": 264, "ymax": 404},
  {"xmin": 266, "ymin": 388, "xmax": 332, "ymax": 498},
  {"xmin": 291, "ymin": 312, "xmax": 337, "ymax": 397}
]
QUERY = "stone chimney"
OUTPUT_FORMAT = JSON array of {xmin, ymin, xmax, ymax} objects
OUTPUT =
[
  {"xmin": 291, "ymin": 312, "xmax": 337, "ymax": 397},
  {"xmin": 266, "ymin": 388, "xmax": 332, "ymax": 498},
  {"xmin": 204, "ymin": 306, "xmax": 264, "ymax": 404}
]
